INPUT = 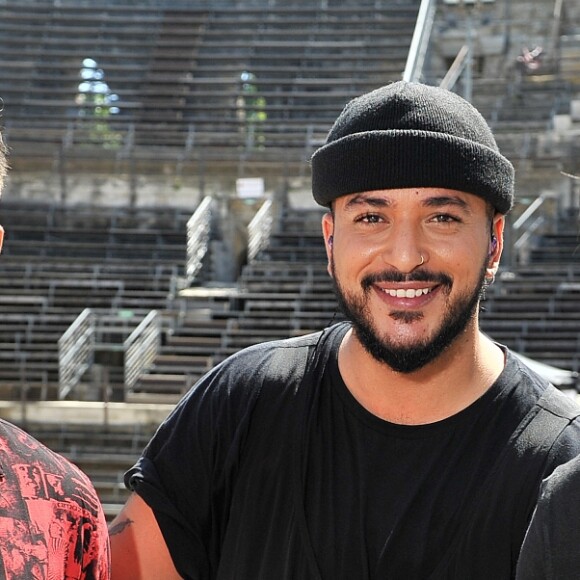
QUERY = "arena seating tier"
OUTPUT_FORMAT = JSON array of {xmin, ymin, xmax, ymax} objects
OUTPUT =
[
  {"xmin": 128, "ymin": 205, "xmax": 336, "ymax": 401},
  {"xmin": 0, "ymin": 0, "xmax": 420, "ymax": 178},
  {"xmin": 481, "ymin": 207, "xmax": 580, "ymax": 375},
  {"xmin": 0, "ymin": 200, "xmax": 198, "ymax": 399},
  {"xmin": 18, "ymin": 421, "xmax": 158, "ymax": 520}
]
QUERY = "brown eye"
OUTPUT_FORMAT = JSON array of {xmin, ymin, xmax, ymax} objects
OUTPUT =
[
  {"xmin": 432, "ymin": 214, "xmax": 460, "ymax": 224},
  {"xmin": 357, "ymin": 213, "xmax": 382, "ymax": 224}
]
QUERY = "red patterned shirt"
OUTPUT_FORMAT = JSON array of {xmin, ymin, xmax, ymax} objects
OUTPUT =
[{"xmin": 0, "ymin": 420, "xmax": 110, "ymax": 579}]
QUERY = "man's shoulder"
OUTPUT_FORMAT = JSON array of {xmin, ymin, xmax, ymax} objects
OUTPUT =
[
  {"xmin": 0, "ymin": 418, "xmax": 93, "ymax": 480},
  {"xmin": 544, "ymin": 452, "xmax": 580, "ymax": 496},
  {"xmin": 0, "ymin": 421, "xmax": 110, "ymax": 578},
  {"xmin": 214, "ymin": 322, "xmax": 348, "ymax": 381},
  {"xmin": 179, "ymin": 323, "xmax": 349, "ymax": 412},
  {"xmin": 230, "ymin": 326, "xmax": 329, "ymax": 358},
  {"xmin": 505, "ymin": 349, "xmax": 580, "ymax": 416},
  {"xmin": 491, "ymin": 352, "xmax": 580, "ymax": 471}
]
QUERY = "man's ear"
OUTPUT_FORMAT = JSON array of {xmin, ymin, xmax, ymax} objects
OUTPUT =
[
  {"xmin": 0, "ymin": 225, "xmax": 5, "ymax": 255},
  {"xmin": 321, "ymin": 212, "xmax": 334, "ymax": 277},
  {"xmin": 487, "ymin": 214, "xmax": 505, "ymax": 276}
]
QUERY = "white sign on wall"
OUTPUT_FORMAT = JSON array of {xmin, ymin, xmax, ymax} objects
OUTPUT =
[{"xmin": 236, "ymin": 177, "xmax": 265, "ymax": 199}]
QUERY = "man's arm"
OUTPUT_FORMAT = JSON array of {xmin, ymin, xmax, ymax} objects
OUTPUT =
[{"xmin": 110, "ymin": 492, "xmax": 182, "ymax": 580}]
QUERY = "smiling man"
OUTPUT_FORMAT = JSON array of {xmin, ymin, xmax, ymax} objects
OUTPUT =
[
  {"xmin": 110, "ymin": 82, "xmax": 580, "ymax": 580},
  {"xmin": 320, "ymin": 186, "xmax": 503, "ymax": 424}
]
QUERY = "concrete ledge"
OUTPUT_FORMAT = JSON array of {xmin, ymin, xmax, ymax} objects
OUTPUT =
[{"xmin": 0, "ymin": 400, "xmax": 175, "ymax": 427}]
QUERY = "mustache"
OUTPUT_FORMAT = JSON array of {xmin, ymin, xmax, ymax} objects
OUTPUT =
[{"xmin": 361, "ymin": 269, "xmax": 453, "ymax": 290}]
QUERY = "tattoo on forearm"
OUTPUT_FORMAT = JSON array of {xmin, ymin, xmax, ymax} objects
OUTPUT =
[{"xmin": 109, "ymin": 518, "xmax": 134, "ymax": 536}]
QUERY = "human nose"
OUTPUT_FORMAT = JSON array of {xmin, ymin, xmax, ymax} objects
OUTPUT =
[{"xmin": 379, "ymin": 225, "xmax": 426, "ymax": 273}]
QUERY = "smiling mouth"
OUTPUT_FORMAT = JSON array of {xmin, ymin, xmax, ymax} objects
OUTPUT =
[{"xmin": 380, "ymin": 287, "xmax": 433, "ymax": 298}]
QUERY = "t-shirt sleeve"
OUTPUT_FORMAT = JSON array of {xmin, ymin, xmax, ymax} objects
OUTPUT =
[
  {"xmin": 516, "ymin": 488, "xmax": 551, "ymax": 579},
  {"xmin": 517, "ymin": 455, "xmax": 580, "ymax": 579},
  {"xmin": 124, "ymin": 346, "xmax": 270, "ymax": 579},
  {"xmin": 545, "ymin": 417, "xmax": 580, "ymax": 474}
]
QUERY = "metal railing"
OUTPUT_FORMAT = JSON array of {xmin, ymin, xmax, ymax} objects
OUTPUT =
[
  {"xmin": 124, "ymin": 310, "xmax": 161, "ymax": 393},
  {"xmin": 58, "ymin": 308, "xmax": 96, "ymax": 400},
  {"xmin": 247, "ymin": 198, "xmax": 273, "ymax": 263},
  {"xmin": 440, "ymin": 45, "xmax": 470, "ymax": 91},
  {"xmin": 185, "ymin": 196, "xmax": 214, "ymax": 285},
  {"xmin": 512, "ymin": 194, "xmax": 548, "ymax": 265},
  {"xmin": 403, "ymin": 0, "xmax": 437, "ymax": 83}
]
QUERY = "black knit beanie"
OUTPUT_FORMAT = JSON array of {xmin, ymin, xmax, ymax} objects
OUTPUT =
[{"xmin": 311, "ymin": 81, "xmax": 514, "ymax": 214}]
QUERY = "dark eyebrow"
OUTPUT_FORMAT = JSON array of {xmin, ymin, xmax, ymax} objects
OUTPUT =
[
  {"xmin": 422, "ymin": 195, "xmax": 472, "ymax": 213},
  {"xmin": 344, "ymin": 194, "xmax": 392, "ymax": 210},
  {"xmin": 343, "ymin": 192, "xmax": 473, "ymax": 213}
]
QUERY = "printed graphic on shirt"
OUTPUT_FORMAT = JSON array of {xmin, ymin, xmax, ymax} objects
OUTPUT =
[{"xmin": 0, "ymin": 424, "xmax": 109, "ymax": 579}]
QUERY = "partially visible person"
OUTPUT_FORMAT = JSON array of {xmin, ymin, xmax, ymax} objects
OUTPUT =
[
  {"xmin": 0, "ymin": 129, "xmax": 110, "ymax": 578},
  {"xmin": 517, "ymin": 453, "xmax": 580, "ymax": 579}
]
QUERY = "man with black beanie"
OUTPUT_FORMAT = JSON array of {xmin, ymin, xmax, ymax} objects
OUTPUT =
[{"xmin": 110, "ymin": 81, "xmax": 580, "ymax": 580}]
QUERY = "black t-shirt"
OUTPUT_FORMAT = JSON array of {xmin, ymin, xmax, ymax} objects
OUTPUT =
[
  {"xmin": 305, "ymin": 349, "xmax": 541, "ymax": 579},
  {"xmin": 126, "ymin": 323, "xmax": 580, "ymax": 580},
  {"xmin": 516, "ymin": 453, "xmax": 580, "ymax": 579}
]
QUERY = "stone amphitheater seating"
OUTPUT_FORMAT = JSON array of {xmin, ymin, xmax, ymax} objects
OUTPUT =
[
  {"xmin": 0, "ymin": 0, "xmax": 419, "ymax": 175},
  {"xmin": 19, "ymin": 421, "xmax": 158, "ymax": 520},
  {"xmin": 470, "ymin": 75, "xmax": 576, "ymax": 162},
  {"xmin": 128, "ymin": 206, "xmax": 336, "ymax": 400},
  {"xmin": 481, "ymin": 210, "xmax": 580, "ymax": 375},
  {"xmin": 0, "ymin": 200, "xmax": 196, "ymax": 397}
]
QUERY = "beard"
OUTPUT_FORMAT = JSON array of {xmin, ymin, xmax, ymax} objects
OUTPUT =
[{"xmin": 331, "ymin": 257, "xmax": 489, "ymax": 374}]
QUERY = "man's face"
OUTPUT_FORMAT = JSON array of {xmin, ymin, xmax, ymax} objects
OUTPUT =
[{"xmin": 322, "ymin": 188, "xmax": 503, "ymax": 373}]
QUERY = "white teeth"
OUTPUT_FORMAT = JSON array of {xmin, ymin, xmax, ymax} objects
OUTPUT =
[{"xmin": 383, "ymin": 287, "xmax": 431, "ymax": 298}]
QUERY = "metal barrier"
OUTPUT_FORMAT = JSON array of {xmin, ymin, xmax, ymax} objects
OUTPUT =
[
  {"xmin": 124, "ymin": 310, "xmax": 161, "ymax": 394},
  {"xmin": 185, "ymin": 196, "xmax": 214, "ymax": 285},
  {"xmin": 248, "ymin": 199, "xmax": 273, "ymax": 263},
  {"xmin": 58, "ymin": 308, "xmax": 96, "ymax": 400},
  {"xmin": 512, "ymin": 194, "xmax": 549, "ymax": 265},
  {"xmin": 403, "ymin": 0, "xmax": 436, "ymax": 82}
]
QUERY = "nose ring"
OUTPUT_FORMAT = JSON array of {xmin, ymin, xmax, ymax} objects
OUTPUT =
[{"xmin": 419, "ymin": 254, "xmax": 425, "ymax": 266}]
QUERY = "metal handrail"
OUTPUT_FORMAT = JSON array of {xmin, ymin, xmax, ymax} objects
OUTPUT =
[
  {"xmin": 403, "ymin": 0, "xmax": 437, "ymax": 82},
  {"xmin": 58, "ymin": 308, "xmax": 96, "ymax": 400},
  {"xmin": 512, "ymin": 194, "xmax": 550, "ymax": 265},
  {"xmin": 440, "ymin": 45, "xmax": 470, "ymax": 91},
  {"xmin": 185, "ymin": 196, "xmax": 214, "ymax": 284},
  {"xmin": 124, "ymin": 310, "xmax": 161, "ymax": 392},
  {"xmin": 247, "ymin": 198, "xmax": 273, "ymax": 263}
]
